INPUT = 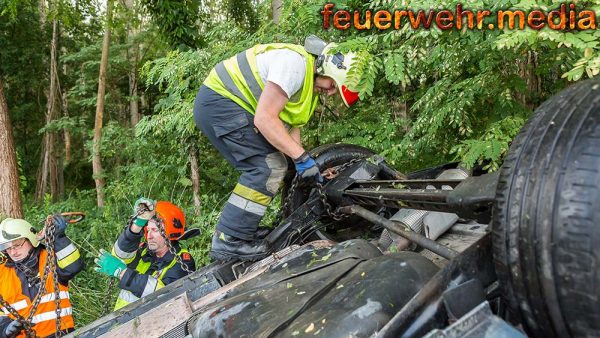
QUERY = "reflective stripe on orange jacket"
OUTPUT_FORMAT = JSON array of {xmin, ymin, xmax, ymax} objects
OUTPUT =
[{"xmin": 0, "ymin": 249, "xmax": 74, "ymax": 338}]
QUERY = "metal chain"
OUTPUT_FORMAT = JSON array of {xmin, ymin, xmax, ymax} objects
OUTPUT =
[
  {"xmin": 101, "ymin": 278, "xmax": 115, "ymax": 316},
  {"xmin": 156, "ymin": 219, "xmax": 194, "ymax": 274},
  {"xmin": 1, "ymin": 215, "xmax": 65, "ymax": 338},
  {"xmin": 274, "ymin": 157, "xmax": 365, "ymax": 227},
  {"xmin": 278, "ymin": 157, "xmax": 366, "ymax": 230},
  {"xmin": 101, "ymin": 212, "xmax": 140, "ymax": 315},
  {"xmin": 42, "ymin": 216, "xmax": 63, "ymax": 338},
  {"xmin": 315, "ymin": 182, "xmax": 348, "ymax": 221},
  {"xmin": 272, "ymin": 177, "xmax": 300, "ymax": 227},
  {"xmin": 0, "ymin": 295, "xmax": 36, "ymax": 338},
  {"xmin": 316, "ymin": 157, "xmax": 364, "ymax": 220}
]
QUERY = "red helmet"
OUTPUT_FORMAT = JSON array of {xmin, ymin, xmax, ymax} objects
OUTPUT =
[{"xmin": 144, "ymin": 201, "xmax": 186, "ymax": 241}]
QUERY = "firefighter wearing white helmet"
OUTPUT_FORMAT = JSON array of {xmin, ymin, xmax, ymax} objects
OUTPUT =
[
  {"xmin": 315, "ymin": 42, "xmax": 360, "ymax": 107},
  {"xmin": 0, "ymin": 217, "xmax": 83, "ymax": 337},
  {"xmin": 0, "ymin": 218, "xmax": 40, "ymax": 251},
  {"xmin": 195, "ymin": 35, "xmax": 364, "ymax": 261}
]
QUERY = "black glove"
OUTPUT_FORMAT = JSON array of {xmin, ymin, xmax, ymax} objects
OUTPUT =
[
  {"xmin": 3, "ymin": 320, "xmax": 23, "ymax": 338},
  {"xmin": 52, "ymin": 214, "xmax": 68, "ymax": 237},
  {"xmin": 294, "ymin": 152, "xmax": 323, "ymax": 185}
]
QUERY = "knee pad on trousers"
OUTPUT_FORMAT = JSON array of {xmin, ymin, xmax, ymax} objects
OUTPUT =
[{"xmin": 265, "ymin": 152, "xmax": 288, "ymax": 195}]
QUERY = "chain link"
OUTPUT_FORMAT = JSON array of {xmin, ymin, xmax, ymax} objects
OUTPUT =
[
  {"xmin": 272, "ymin": 177, "xmax": 300, "ymax": 227},
  {"xmin": 101, "ymin": 213, "xmax": 139, "ymax": 316},
  {"xmin": 156, "ymin": 220, "xmax": 194, "ymax": 274},
  {"xmin": 43, "ymin": 216, "xmax": 63, "ymax": 338},
  {"xmin": 1, "ymin": 215, "xmax": 65, "ymax": 338},
  {"xmin": 274, "ymin": 157, "xmax": 364, "ymax": 227},
  {"xmin": 316, "ymin": 157, "xmax": 363, "ymax": 220},
  {"xmin": 276, "ymin": 157, "xmax": 366, "ymax": 231},
  {"xmin": 101, "ymin": 278, "xmax": 115, "ymax": 316},
  {"xmin": 0, "ymin": 295, "xmax": 36, "ymax": 338}
]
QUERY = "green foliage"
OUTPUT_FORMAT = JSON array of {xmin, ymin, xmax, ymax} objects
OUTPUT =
[
  {"xmin": 140, "ymin": 0, "xmax": 206, "ymax": 49},
  {"xmin": 6, "ymin": 0, "xmax": 600, "ymax": 329}
]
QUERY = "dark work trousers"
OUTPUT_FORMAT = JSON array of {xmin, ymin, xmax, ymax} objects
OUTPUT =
[{"xmin": 193, "ymin": 85, "xmax": 289, "ymax": 240}]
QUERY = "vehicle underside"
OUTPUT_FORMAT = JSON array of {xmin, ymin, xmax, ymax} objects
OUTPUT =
[{"xmin": 70, "ymin": 77, "xmax": 600, "ymax": 338}]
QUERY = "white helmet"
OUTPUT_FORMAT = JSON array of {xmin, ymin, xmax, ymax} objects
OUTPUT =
[
  {"xmin": 0, "ymin": 218, "xmax": 39, "ymax": 251},
  {"xmin": 315, "ymin": 43, "xmax": 360, "ymax": 107}
]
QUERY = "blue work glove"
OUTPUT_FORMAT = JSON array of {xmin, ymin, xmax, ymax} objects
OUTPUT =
[
  {"xmin": 4, "ymin": 320, "xmax": 23, "ymax": 338},
  {"xmin": 94, "ymin": 249, "xmax": 126, "ymax": 278},
  {"xmin": 133, "ymin": 197, "xmax": 156, "ymax": 227},
  {"xmin": 51, "ymin": 214, "xmax": 68, "ymax": 237},
  {"xmin": 294, "ymin": 152, "xmax": 323, "ymax": 184}
]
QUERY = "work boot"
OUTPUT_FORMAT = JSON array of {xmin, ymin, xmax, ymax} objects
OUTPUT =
[{"xmin": 210, "ymin": 231, "xmax": 270, "ymax": 262}]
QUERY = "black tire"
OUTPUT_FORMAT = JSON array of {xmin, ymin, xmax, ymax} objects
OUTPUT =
[
  {"xmin": 281, "ymin": 143, "xmax": 388, "ymax": 242},
  {"xmin": 282, "ymin": 143, "xmax": 376, "ymax": 217},
  {"xmin": 492, "ymin": 79, "xmax": 600, "ymax": 338}
]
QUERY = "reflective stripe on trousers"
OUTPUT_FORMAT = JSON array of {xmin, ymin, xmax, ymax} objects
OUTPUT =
[
  {"xmin": 194, "ymin": 86, "xmax": 289, "ymax": 240},
  {"xmin": 217, "ymin": 151, "xmax": 287, "ymax": 240}
]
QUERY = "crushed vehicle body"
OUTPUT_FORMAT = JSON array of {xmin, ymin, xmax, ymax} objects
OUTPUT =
[{"xmin": 70, "ymin": 77, "xmax": 600, "ymax": 338}]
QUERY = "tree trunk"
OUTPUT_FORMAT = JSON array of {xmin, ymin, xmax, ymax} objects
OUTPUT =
[
  {"xmin": 189, "ymin": 145, "xmax": 201, "ymax": 215},
  {"xmin": 129, "ymin": 71, "xmax": 139, "ymax": 126},
  {"xmin": 35, "ymin": 19, "xmax": 61, "ymax": 202},
  {"xmin": 61, "ymin": 46, "xmax": 71, "ymax": 165},
  {"xmin": 272, "ymin": 0, "xmax": 283, "ymax": 24},
  {"xmin": 62, "ymin": 90, "xmax": 71, "ymax": 164},
  {"xmin": 516, "ymin": 50, "xmax": 541, "ymax": 110},
  {"xmin": 391, "ymin": 85, "xmax": 409, "ymax": 133},
  {"xmin": 93, "ymin": 0, "xmax": 113, "ymax": 207},
  {"xmin": 140, "ymin": 91, "xmax": 147, "ymax": 116},
  {"xmin": 125, "ymin": 0, "xmax": 140, "ymax": 127},
  {"xmin": 0, "ymin": 79, "xmax": 24, "ymax": 218},
  {"xmin": 39, "ymin": 0, "xmax": 47, "ymax": 27}
]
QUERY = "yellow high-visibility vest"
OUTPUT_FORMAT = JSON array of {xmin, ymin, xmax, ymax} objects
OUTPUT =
[{"xmin": 203, "ymin": 43, "xmax": 319, "ymax": 128}]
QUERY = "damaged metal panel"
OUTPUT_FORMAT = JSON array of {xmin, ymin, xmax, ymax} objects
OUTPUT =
[{"xmin": 187, "ymin": 239, "xmax": 439, "ymax": 338}]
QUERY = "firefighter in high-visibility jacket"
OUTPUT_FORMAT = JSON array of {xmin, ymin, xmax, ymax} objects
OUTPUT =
[
  {"xmin": 194, "ymin": 35, "xmax": 364, "ymax": 261},
  {"xmin": 0, "ymin": 216, "xmax": 83, "ymax": 338},
  {"xmin": 93, "ymin": 198, "xmax": 196, "ymax": 310}
]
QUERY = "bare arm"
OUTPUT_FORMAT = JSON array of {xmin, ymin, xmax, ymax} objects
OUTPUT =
[
  {"xmin": 254, "ymin": 81, "xmax": 305, "ymax": 159},
  {"xmin": 290, "ymin": 127, "xmax": 301, "ymax": 146}
]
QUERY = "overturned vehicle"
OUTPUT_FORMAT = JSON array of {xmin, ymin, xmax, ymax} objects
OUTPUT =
[{"xmin": 71, "ymin": 78, "xmax": 600, "ymax": 338}]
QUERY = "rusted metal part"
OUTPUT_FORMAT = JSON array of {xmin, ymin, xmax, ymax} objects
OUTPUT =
[
  {"xmin": 60, "ymin": 212, "xmax": 85, "ymax": 224},
  {"xmin": 338, "ymin": 205, "xmax": 458, "ymax": 259}
]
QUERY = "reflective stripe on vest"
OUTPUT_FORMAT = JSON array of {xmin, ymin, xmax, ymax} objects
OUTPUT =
[
  {"xmin": 114, "ymin": 248, "xmax": 189, "ymax": 310},
  {"xmin": 0, "ymin": 249, "xmax": 75, "ymax": 337},
  {"xmin": 31, "ymin": 307, "xmax": 72, "ymax": 324},
  {"xmin": 204, "ymin": 43, "xmax": 319, "ymax": 127},
  {"xmin": 39, "ymin": 291, "xmax": 70, "ymax": 304},
  {"xmin": 1, "ymin": 299, "xmax": 28, "ymax": 313}
]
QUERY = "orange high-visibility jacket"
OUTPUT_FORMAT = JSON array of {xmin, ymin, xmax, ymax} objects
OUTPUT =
[{"xmin": 0, "ymin": 249, "xmax": 75, "ymax": 337}]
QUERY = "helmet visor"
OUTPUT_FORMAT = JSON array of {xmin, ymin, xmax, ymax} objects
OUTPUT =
[
  {"xmin": 0, "ymin": 238, "xmax": 26, "ymax": 251},
  {"xmin": 0, "ymin": 241, "xmax": 12, "ymax": 251}
]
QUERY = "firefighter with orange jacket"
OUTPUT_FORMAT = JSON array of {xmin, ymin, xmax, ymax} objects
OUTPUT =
[
  {"xmin": 0, "ymin": 216, "xmax": 83, "ymax": 338},
  {"xmin": 93, "ymin": 198, "xmax": 196, "ymax": 310}
]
